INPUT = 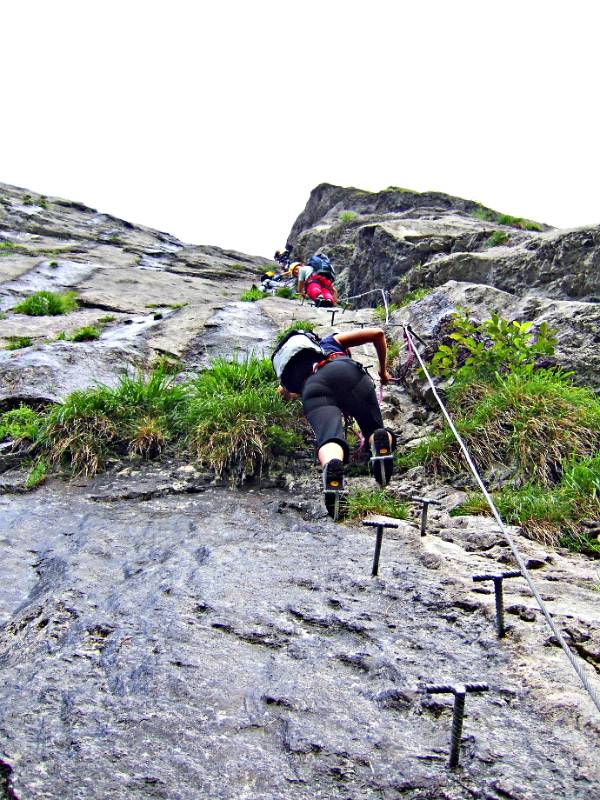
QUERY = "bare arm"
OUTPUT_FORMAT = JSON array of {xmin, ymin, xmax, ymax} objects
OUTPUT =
[
  {"xmin": 297, "ymin": 279, "xmax": 305, "ymax": 296},
  {"xmin": 333, "ymin": 328, "xmax": 392, "ymax": 383}
]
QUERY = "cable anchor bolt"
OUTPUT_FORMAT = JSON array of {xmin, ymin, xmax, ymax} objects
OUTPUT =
[
  {"xmin": 472, "ymin": 571, "xmax": 522, "ymax": 638},
  {"xmin": 424, "ymin": 682, "xmax": 489, "ymax": 769},
  {"xmin": 362, "ymin": 520, "xmax": 399, "ymax": 576},
  {"xmin": 409, "ymin": 495, "xmax": 442, "ymax": 537}
]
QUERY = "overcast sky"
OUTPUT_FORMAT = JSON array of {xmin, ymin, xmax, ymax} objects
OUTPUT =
[{"xmin": 2, "ymin": 1, "xmax": 599, "ymax": 257}]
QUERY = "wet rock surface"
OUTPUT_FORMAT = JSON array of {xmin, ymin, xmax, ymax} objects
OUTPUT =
[{"xmin": 1, "ymin": 466, "xmax": 599, "ymax": 800}]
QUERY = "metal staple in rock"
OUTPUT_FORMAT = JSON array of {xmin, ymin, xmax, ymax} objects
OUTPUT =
[{"xmin": 404, "ymin": 325, "xmax": 600, "ymax": 716}]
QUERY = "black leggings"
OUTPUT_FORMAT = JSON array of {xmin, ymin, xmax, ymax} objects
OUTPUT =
[{"xmin": 301, "ymin": 358, "xmax": 384, "ymax": 463}]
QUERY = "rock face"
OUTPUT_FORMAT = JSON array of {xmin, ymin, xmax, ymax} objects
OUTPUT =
[
  {"xmin": 288, "ymin": 182, "xmax": 600, "ymax": 306},
  {"xmin": 1, "ymin": 467, "xmax": 599, "ymax": 799},
  {"xmin": 1, "ymin": 181, "xmax": 600, "ymax": 799},
  {"xmin": 0, "ymin": 182, "xmax": 270, "ymax": 406}
]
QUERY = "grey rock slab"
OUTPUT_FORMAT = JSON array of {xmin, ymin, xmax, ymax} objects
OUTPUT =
[
  {"xmin": 0, "ymin": 341, "xmax": 145, "ymax": 404},
  {"xmin": 0, "ymin": 471, "xmax": 598, "ymax": 799}
]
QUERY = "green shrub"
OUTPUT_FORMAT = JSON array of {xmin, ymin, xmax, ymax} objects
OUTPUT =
[
  {"xmin": 406, "ymin": 368, "xmax": 600, "ymax": 483},
  {"xmin": 13, "ymin": 291, "xmax": 78, "ymax": 316},
  {"xmin": 5, "ymin": 336, "xmax": 33, "ymax": 350},
  {"xmin": 69, "ymin": 326, "xmax": 100, "ymax": 342},
  {"xmin": 48, "ymin": 261, "xmax": 59, "ymax": 268},
  {"xmin": 429, "ymin": 308, "xmax": 556, "ymax": 384},
  {"xmin": 98, "ymin": 315, "xmax": 115, "ymax": 323},
  {"xmin": 486, "ymin": 230, "xmax": 509, "ymax": 247},
  {"xmin": 241, "ymin": 285, "xmax": 267, "ymax": 302},
  {"xmin": 339, "ymin": 210, "xmax": 357, "ymax": 224},
  {"xmin": 42, "ymin": 368, "xmax": 186, "ymax": 476},
  {"xmin": 346, "ymin": 488, "xmax": 409, "ymax": 520},
  {"xmin": 0, "ymin": 405, "xmax": 43, "ymax": 443},
  {"xmin": 22, "ymin": 194, "xmax": 34, "ymax": 206},
  {"xmin": 472, "ymin": 204, "xmax": 543, "ymax": 231}
]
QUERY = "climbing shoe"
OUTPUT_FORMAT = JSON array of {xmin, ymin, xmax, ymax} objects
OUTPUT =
[
  {"xmin": 369, "ymin": 428, "xmax": 394, "ymax": 487},
  {"xmin": 320, "ymin": 298, "xmax": 334, "ymax": 308},
  {"xmin": 314, "ymin": 294, "xmax": 325, "ymax": 307},
  {"xmin": 322, "ymin": 458, "xmax": 346, "ymax": 520}
]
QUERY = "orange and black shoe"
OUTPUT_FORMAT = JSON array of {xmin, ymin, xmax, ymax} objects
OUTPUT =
[
  {"xmin": 369, "ymin": 429, "xmax": 394, "ymax": 487},
  {"xmin": 322, "ymin": 458, "xmax": 345, "ymax": 519}
]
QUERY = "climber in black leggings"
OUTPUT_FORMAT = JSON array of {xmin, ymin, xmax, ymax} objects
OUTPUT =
[{"xmin": 277, "ymin": 328, "xmax": 396, "ymax": 517}]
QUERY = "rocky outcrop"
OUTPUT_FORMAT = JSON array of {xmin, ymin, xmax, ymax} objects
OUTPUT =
[{"xmin": 288, "ymin": 183, "xmax": 600, "ymax": 306}]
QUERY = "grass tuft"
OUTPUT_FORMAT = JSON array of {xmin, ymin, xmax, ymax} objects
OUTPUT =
[
  {"xmin": 486, "ymin": 230, "xmax": 509, "ymax": 247},
  {"xmin": 5, "ymin": 336, "xmax": 33, "ymax": 350},
  {"xmin": 14, "ymin": 291, "xmax": 78, "ymax": 316},
  {"xmin": 399, "ymin": 287, "xmax": 432, "ymax": 307},
  {"xmin": 346, "ymin": 488, "xmax": 409, "ymax": 520},
  {"xmin": 69, "ymin": 326, "xmax": 100, "ymax": 342},
  {"xmin": 241, "ymin": 285, "xmax": 267, "ymax": 302},
  {"xmin": 339, "ymin": 210, "xmax": 357, "ymax": 224}
]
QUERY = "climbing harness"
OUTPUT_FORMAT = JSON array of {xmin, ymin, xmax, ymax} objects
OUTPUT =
[{"xmin": 404, "ymin": 325, "xmax": 600, "ymax": 716}]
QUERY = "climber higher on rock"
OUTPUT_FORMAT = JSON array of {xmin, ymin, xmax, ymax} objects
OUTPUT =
[
  {"xmin": 297, "ymin": 254, "xmax": 337, "ymax": 307},
  {"xmin": 272, "ymin": 327, "xmax": 396, "ymax": 518}
]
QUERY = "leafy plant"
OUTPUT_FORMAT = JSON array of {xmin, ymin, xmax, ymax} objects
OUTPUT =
[
  {"xmin": 339, "ymin": 210, "xmax": 357, "ymax": 224},
  {"xmin": 13, "ymin": 291, "xmax": 78, "ymax": 316},
  {"xmin": 0, "ymin": 405, "xmax": 43, "ymax": 443},
  {"xmin": 240, "ymin": 285, "xmax": 267, "ymax": 302},
  {"xmin": 98, "ymin": 315, "xmax": 116, "ymax": 323},
  {"xmin": 22, "ymin": 194, "xmax": 34, "ymax": 206},
  {"xmin": 5, "ymin": 336, "xmax": 33, "ymax": 350},
  {"xmin": 429, "ymin": 308, "xmax": 557, "ymax": 383},
  {"xmin": 48, "ymin": 261, "xmax": 59, "ymax": 268}
]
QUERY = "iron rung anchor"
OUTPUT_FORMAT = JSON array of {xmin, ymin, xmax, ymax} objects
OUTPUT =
[
  {"xmin": 472, "ymin": 570, "xmax": 522, "ymax": 638},
  {"xmin": 362, "ymin": 520, "xmax": 399, "ymax": 576},
  {"xmin": 425, "ymin": 682, "xmax": 489, "ymax": 769}
]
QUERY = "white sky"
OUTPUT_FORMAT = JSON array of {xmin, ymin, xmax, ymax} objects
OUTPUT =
[{"xmin": 2, "ymin": 1, "xmax": 599, "ymax": 257}]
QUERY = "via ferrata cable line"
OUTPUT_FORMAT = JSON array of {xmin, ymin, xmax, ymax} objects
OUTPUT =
[{"xmin": 404, "ymin": 325, "xmax": 600, "ymax": 716}]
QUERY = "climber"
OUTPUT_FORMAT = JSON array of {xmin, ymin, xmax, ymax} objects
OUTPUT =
[
  {"xmin": 274, "ymin": 247, "xmax": 293, "ymax": 270},
  {"xmin": 296, "ymin": 254, "xmax": 337, "ymax": 307},
  {"xmin": 272, "ymin": 327, "xmax": 396, "ymax": 518}
]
